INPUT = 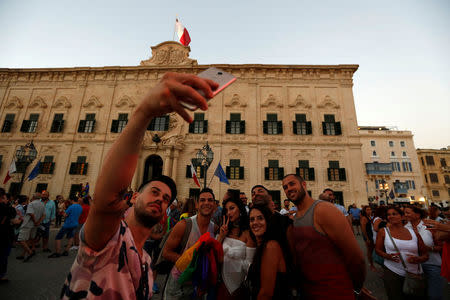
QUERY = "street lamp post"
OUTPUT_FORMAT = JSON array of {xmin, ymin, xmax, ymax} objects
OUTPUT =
[
  {"xmin": 193, "ymin": 142, "xmax": 214, "ymax": 189},
  {"xmin": 15, "ymin": 141, "xmax": 37, "ymax": 195},
  {"xmin": 379, "ymin": 180, "xmax": 390, "ymax": 205}
]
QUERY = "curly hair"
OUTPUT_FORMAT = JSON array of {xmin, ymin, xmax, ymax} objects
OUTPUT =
[{"xmin": 222, "ymin": 193, "xmax": 249, "ymax": 237}]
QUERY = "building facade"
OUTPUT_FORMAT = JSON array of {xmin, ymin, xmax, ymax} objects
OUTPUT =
[
  {"xmin": 417, "ymin": 147, "xmax": 450, "ymax": 206},
  {"xmin": 0, "ymin": 41, "xmax": 367, "ymax": 207},
  {"xmin": 359, "ymin": 126, "xmax": 426, "ymax": 205}
]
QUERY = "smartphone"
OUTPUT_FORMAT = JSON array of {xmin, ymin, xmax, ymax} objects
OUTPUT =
[{"xmin": 180, "ymin": 67, "xmax": 236, "ymax": 111}]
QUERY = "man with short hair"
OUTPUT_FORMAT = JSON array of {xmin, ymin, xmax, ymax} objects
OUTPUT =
[
  {"xmin": 163, "ymin": 188, "xmax": 218, "ymax": 299},
  {"xmin": 280, "ymin": 199, "xmax": 291, "ymax": 215},
  {"xmin": 0, "ymin": 187, "xmax": 17, "ymax": 282},
  {"xmin": 17, "ymin": 192, "xmax": 45, "ymax": 262},
  {"xmin": 349, "ymin": 203, "xmax": 362, "ymax": 235},
  {"xmin": 282, "ymin": 174, "xmax": 365, "ymax": 299},
  {"xmin": 40, "ymin": 191, "xmax": 56, "ymax": 252},
  {"xmin": 60, "ymin": 72, "xmax": 217, "ymax": 299},
  {"xmin": 48, "ymin": 197, "xmax": 82, "ymax": 258},
  {"xmin": 239, "ymin": 192, "xmax": 249, "ymax": 213}
]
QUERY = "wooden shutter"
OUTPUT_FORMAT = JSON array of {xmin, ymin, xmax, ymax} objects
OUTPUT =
[
  {"xmin": 204, "ymin": 120, "xmax": 208, "ymax": 133},
  {"xmin": 164, "ymin": 116, "xmax": 169, "ymax": 131},
  {"xmin": 264, "ymin": 167, "xmax": 269, "ymax": 180},
  {"xmin": 335, "ymin": 122, "xmax": 342, "ymax": 135},
  {"xmin": 327, "ymin": 168, "xmax": 332, "ymax": 181},
  {"xmin": 279, "ymin": 167, "xmax": 284, "ymax": 179},
  {"xmin": 240, "ymin": 121, "xmax": 245, "ymax": 134},
  {"xmin": 111, "ymin": 120, "xmax": 119, "ymax": 133},
  {"xmin": 263, "ymin": 121, "xmax": 268, "ymax": 134},
  {"xmin": 322, "ymin": 122, "xmax": 327, "ymax": 135},
  {"xmin": 69, "ymin": 162, "xmax": 76, "ymax": 174},
  {"xmin": 225, "ymin": 120, "xmax": 231, "ymax": 133},
  {"xmin": 58, "ymin": 120, "xmax": 65, "ymax": 132},
  {"xmin": 306, "ymin": 121, "xmax": 312, "ymax": 134},
  {"xmin": 91, "ymin": 120, "xmax": 96, "ymax": 132},
  {"xmin": 339, "ymin": 168, "xmax": 346, "ymax": 181},
  {"xmin": 188, "ymin": 122, "xmax": 194, "ymax": 133},
  {"xmin": 78, "ymin": 120, "xmax": 86, "ymax": 133},
  {"xmin": 309, "ymin": 168, "xmax": 315, "ymax": 181},
  {"xmin": 277, "ymin": 121, "xmax": 283, "ymax": 134},
  {"xmin": 239, "ymin": 167, "xmax": 244, "ymax": 179},
  {"xmin": 408, "ymin": 162, "xmax": 412, "ymax": 172},
  {"xmin": 226, "ymin": 166, "xmax": 230, "ymax": 178},
  {"xmin": 50, "ymin": 162, "xmax": 55, "ymax": 174},
  {"xmin": 295, "ymin": 167, "xmax": 299, "ymax": 176},
  {"xmin": 293, "ymin": 121, "xmax": 297, "ymax": 134},
  {"xmin": 82, "ymin": 163, "xmax": 89, "ymax": 175}
]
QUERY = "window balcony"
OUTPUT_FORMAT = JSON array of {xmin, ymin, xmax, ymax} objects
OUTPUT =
[{"xmin": 365, "ymin": 163, "xmax": 393, "ymax": 175}]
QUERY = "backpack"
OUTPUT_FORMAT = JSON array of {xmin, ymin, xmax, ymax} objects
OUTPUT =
[{"xmin": 154, "ymin": 217, "xmax": 192, "ymax": 274}]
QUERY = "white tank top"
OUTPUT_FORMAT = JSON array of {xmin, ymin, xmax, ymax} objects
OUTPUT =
[
  {"xmin": 383, "ymin": 227, "xmax": 422, "ymax": 276},
  {"xmin": 372, "ymin": 217, "xmax": 381, "ymax": 242}
]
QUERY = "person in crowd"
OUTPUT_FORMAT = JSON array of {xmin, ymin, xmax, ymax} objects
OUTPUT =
[
  {"xmin": 360, "ymin": 206, "xmax": 376, "ymax": 272},
  {"xmin": 239, "ymin": 192, "xmax": 249, "ymax": 213},
  {"xmin": 0, "ymin": 187, "xmax": 18, "ymax": 282},
  {"xmin": 282, "ymin": 174, "xmax": 366, "ymax": 299},
  {"xmin": 39, "ymin": 191, "xmax": 56, "ymax": 253},
  {"xmin": 349, "ymin": 203, "xmax": 362, "ymax": 235},
  {"xmin": 162, "ymin": 187, "xmax": 218, "ymax": 299},
  {"xmin": 180, "ymin": 197, "xmax": 196, "ymax": 220},
  {"xmin": 13, "ymin": 195, "xmax": 27, "ymax": 240},
  {"xmin": 48, "ymin": 196, "xmax": 83, "ymax": 258},
  {"xmin": 213, "ymin": 198, "xmax": 224, "ymax": 226},
  {"xmin": 423, "ymin": 217, "xmax": 450, "ymax": 286},
  {"xmin": 279, "ymin": 199, "xmax": 291, "ymax": 215},
  {"xmin": 168, "ymin": 199, "xmax": 181, "ymax": 229},
  {"xmin": 404, "ymin": 205, "xmax": 444, "ymax": 300},
  {"xmin": 375, "ymin": 206, "xmax": 428, "ymax": 300},
  {"xmin": 55, "ymin": 195, "xmax": 65, "ymax": 227},
  {"xmin": 71, "ymin": 196, "xmax": 91, "ymax": 251},
  {"xmin": 429, "ymin": 205, "xmax": 445, "ymax": 223},
  {"xmin": 16, "ymin": 192, "xmax": 45, "ymax": 262},
  {"xmin": 247, "ymin": 205, "xmax": 290, "ymax": 299},
  {"xmin": 61, "ymin": 71, "xmax": 213, "ymax": 299},
  {"xmin": 320, "ymin": 189, "xmax": 353, "ymax": 228},
  {"xmin": 217, "ymin": 192, "xmax": 255, "ymax": 299}
]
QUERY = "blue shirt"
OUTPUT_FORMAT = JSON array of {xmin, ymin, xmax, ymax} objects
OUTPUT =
[
  {"xmin": 63, "ymin": 203, "xmax": 83, "ymax": 228},
  {"xmin": 43, "ymin": 200, "xmax": 56, "ymax": 224},
  {"xmin": 349, "ymin": 207, "xmax": 361, "ymax": 220}
]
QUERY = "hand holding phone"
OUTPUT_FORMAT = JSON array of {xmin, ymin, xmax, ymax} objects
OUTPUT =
[{"xmin": 180, "ymin": 67, "xmax": 236, "ymax": 111}]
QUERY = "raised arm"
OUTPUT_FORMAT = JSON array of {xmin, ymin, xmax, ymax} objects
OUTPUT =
[
  {"xmin": 162, "ymin": 219, "xmax": 187, "ymax": 263},
  {"xmin": 84, "ymin": 73, "xmax": 217, "ymax": 251},
  {"xmin": 316, "ymin": 202, "xmax": 366, "ymax": 291}
]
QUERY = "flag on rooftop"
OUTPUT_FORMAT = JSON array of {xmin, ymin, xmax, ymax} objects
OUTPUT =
[{"xmin": 175, "ymin": 18, "xmax": 191, "ymax": 46}]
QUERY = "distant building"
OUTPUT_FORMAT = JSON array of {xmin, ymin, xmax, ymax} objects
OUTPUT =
[
  {"xmin": 359, "ymin": 126, "xmax": 426, "ymax": 205},
  {"xmin": 1, "ymin": 41, "xmax": 366, "ymax": 206},
  {"xmin": 416, "ymin": 147, "xmax": 450, "ymax": 206}
]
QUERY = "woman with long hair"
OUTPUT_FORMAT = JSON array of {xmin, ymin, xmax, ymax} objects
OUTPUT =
[
  {"xmin": 247, "ymin": 205, "xmax": 290, "ymax": 300},
  {"xmin": 217, "ymin": 191, "xmax": 256, "ymax": 299},
  {"xmin": 375, "ymin": 206, "xmax": 428, "ymax": 300},
  {"xmin": 360, "ymin": 205, "xmax": 376, "ymax": 271},
  {"xmin": 179, "ymin": 197, "xmax": 196, "ymax": 220},
  {"xmin": 405, "ymin": 205, "xmax": 444, "ymax": 300}
]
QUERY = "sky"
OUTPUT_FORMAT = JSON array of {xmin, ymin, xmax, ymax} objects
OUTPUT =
[{"xmin": 0, "ymin": 0, "xmax": 448, "ymax": 149}]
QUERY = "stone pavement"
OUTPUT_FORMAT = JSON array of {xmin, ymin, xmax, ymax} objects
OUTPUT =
[{"xmin": 0, "ymin": 226, "xmax": 387, "ymax": 300}]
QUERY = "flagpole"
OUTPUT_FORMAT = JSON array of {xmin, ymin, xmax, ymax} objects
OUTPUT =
[
  {"xmin": 173, "ymin": 15, "xmax": 178, "ymax": 41},
  {"xmin": 207, "ymin": 172, "xmax": 215, "ymax": 188}
]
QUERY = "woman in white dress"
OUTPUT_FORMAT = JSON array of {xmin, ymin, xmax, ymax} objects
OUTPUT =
[{"xmin": 217, "ymin": 191, "xmax": 256, "ymax": 300}]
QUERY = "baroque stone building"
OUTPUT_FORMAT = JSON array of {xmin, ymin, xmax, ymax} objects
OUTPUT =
[
  {"xmin": 359, "ymin": 126, "xmax": 426, "ymax": 205},
  {"xmin": 0, "ymin": 41, "xmax": 367, "ymax": 207},
  {"xmin": 416, "ymin": 147, "xmax": 450, "ymax": 205}
]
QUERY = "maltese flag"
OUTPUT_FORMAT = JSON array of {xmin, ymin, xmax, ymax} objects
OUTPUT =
[
  {"xmin": 175, "ymin": 18, "xmax": 191, "ymax": 46},
  {"xmin": 190, "ymin": 161, "xmax": 200, "ymax": 188},
  {"xmin": 3, "ymin": 160, "xmax": 17, "ymax": 184}
]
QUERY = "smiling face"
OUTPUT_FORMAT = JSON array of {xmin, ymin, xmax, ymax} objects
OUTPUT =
[
  {"xmin": 239, "ymin": 193, "xmax": 248, "ymax": 206},
  {"xmin": 134, "ymin": 181, "xmax": 171, "ymax": 229},
  {"xmin": 225, "ymin": 200, "xmax": 241, "ymax": 223},
  {"xmin": 387, "ymin": 208, "xmax": 403, "ymax": 225},
  {"xmin": 251, "ymin": 187, "xmax": 270, "ymax": 206},
  {"xmin": 282, "ymin": 175, "xmax": 306, "ymax": 205},
  {"xmin": 249, "ymin": 208, "xmax": 267, "ymax": 239},
  {"xmin": 196, "ymin": 191, "xmax": 215, "ymax": 217},
  {"xmin": 404, "ymin": 207, "xmax": 420, "ymax": 223}
]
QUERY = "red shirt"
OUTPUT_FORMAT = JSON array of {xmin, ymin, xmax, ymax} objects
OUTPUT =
[{"xmin": 78, "ymin": 204, "xmax": 90, "ymax": 225}]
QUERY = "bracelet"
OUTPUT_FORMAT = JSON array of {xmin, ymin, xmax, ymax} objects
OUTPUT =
[{"xmin": 354, "ymin": 289, "xmax": 361, "ymax": 295}]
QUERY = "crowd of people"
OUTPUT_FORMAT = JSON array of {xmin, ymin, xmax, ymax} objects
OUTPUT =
[{"xmin": 0, "ymin": 72, "xmax": 449, "ymax": 300}]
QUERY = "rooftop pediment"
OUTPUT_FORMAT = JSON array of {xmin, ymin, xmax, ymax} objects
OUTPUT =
[{"xmin": 140, "ymin": 41, "xmax": 197, "ymax": 67}]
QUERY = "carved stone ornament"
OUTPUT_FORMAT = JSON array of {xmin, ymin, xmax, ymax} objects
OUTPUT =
[
  {"xmin": 288, "ymin": 95, "xmax": 312, "ymax": 108},
  {"xmin": 225, "ymin": 94, "xmax": 247, "ymax": 108},
  {"xmin": 74, "ymin": 146, "xmax": 90, "ymax": 155},
  {"xmin": 83, "ymin": 96, "xmax": 103, "ymax": 108},
  {"xmin": 5, "ymin": 96, "xmax": 24, "ymax": 109},
  {"xmin": 52, "ymin": 96, "xmax": 72, "ymax": 109},
  {"xmin": 323, "ymin": 150, "xmax": 343, "ymax": 159},
  {"xmin": 28, "ymin": 96, "xmax": 48, "ymax": 109},
  {"xmin": 227, "ymin": 148, "xmax": 243, "ymax": 158},
  {"xmin": 261, "ymin": 94, "xmax": 283, "ymax": 108},
  {"xmin": 317, "ymin": 95, "xmax": 340, "ymax": 109},
  {"xmin": 263, "ymin": 148, "xmax": 283, "ymax": 159},
  {"xmin": 140, "ymin": 41, "xmax": 198, "ymax": 66},
  {"xmin": 294, "ymin": 150, "xmax": 314, "ymax": 159},
  {"xmin": 115, "ymin": 96, "xmax": 136, "ymax": 108}
]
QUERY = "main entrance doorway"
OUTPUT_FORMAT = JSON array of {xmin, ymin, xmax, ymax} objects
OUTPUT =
[{"xmin": 143, "ymin": 155, "xmax": 163, "ymax": 184}]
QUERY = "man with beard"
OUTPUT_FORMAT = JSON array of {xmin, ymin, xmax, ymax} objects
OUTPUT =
[
  {"xmin": 282, "ymin": 174, "xmax": 366, "ymax": 300},
  {"xmin": 162, "ymin": 188, "xmax": 218, "ymax": 299},
  {"xmin": 60, "ymin": 72, "xmax": 218, "ymax": 300}
]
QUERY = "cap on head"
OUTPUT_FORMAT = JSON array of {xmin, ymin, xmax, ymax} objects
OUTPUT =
[{"xmin": 138, "ymin": 175, "xmax": 177, "ymax": 203}]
